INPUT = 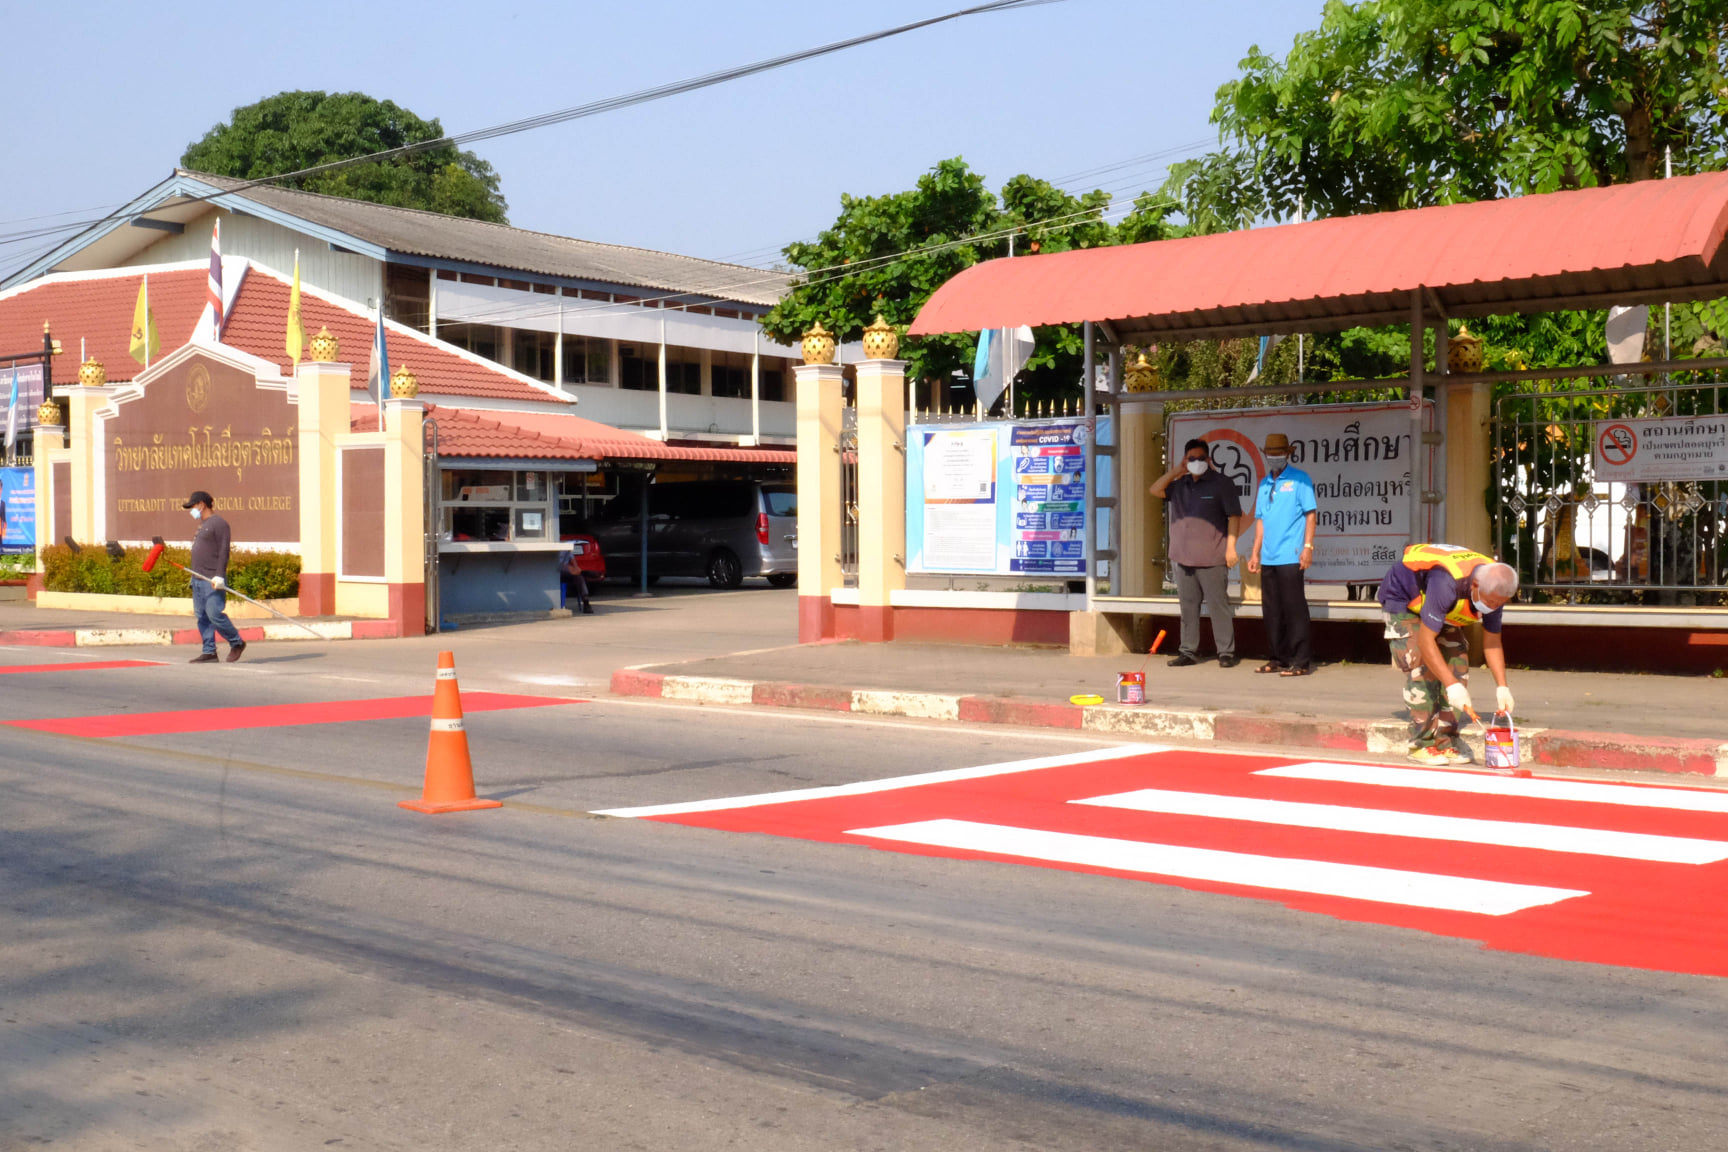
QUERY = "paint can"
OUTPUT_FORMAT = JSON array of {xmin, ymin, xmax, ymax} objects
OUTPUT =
[
  {"xmin": 1117, "ymin": 671, "xmax": 1146, "ymax": 705},
  {"xmin": 1484, "ymin": 712, "xmax": 1520, "ymax": 771}
]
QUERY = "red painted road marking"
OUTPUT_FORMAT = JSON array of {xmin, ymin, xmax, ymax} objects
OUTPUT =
[
  {"xmin": 598, "ymin": 745, "xmax": 1728, "ymax": 978},
  {"xmin": 0, "ymin": 660, "xmax": 165, "ymax": 675},
  {"xmin": 6, "ymin": 692, "xmax": 581, "ymax": 738}
]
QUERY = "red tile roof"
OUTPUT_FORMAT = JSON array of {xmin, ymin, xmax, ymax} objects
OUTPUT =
[
  {"xmin": 911, "ymin": 170, "xmax": 1728, "ymax": 340},
  {"xmin": 224, "ymin": 268, "xmax": 564, "ymax": 405},
  {"xmin": 422, "ymin": 404, "xmax": 794, "ymax": 464},
  {"xmin": 0, "ymin": 267, "xmax": 205, "ymax": 379}
]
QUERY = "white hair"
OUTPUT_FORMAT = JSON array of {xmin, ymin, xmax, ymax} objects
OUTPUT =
[{"xmin": 1475, "ymin": 562, "xmax": 1519, "ymax": 600}]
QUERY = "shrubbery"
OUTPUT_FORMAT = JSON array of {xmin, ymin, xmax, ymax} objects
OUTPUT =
[{"xmin": 40, "ymin": 545, "xmax": 301, "ymax": 601}]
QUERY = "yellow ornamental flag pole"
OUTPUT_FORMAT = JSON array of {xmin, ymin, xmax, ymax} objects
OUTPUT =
[
  {"xmin": 128, "ymin": 274, "xmax": 160, "ymax": 368},
  {"xmin": 285, "ymin": 248, "xmax": 305, "ymax": 365}
]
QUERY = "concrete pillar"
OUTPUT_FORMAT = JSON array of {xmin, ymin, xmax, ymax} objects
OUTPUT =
[
  {"xmin": 1117, "ymin": 404, "xmax": 1166, "ymax": 597},
  {"xmin": 383, "ymin": 397, "xmax": 427, "ymax": 636},
  {"xmin": 853, "ymin": 358, "xmax": 907, "ymax": 641},
  {"xmin": 795, "ymin": 362, "xmax": 844, "ymax": 642},
  {"xmin": 1446, "ymin": 380, "xmax": 1494, "ymax": 554},
  {"xmin": 295, "ymin": 359, "xmax": 352, "ymax": 616},
  {"xmin": 64, "ymin": 384, "xmax": 112, "ymax": 543},
  {"xmin": 32, "ymin": 421, "xmax": 64, "ymax": 567}
]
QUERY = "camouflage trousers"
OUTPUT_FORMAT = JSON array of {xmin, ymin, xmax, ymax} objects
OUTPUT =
[{"xmin": 1385, "ymin": 611, "xmax": 1469, "ymax": 751}]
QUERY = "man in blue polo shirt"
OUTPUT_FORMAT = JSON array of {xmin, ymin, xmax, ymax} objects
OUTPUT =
[{"xmin": 1246, "ymin": 432, "xmax": 1317, "ymax": 676}]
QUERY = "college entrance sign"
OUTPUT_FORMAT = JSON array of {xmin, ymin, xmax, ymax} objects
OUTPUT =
[
  {"xmin": 1168, "ymin": 402, "xmax": 1436, "ymax": 582},
  {"xmin": 100, "ymin": 347, "xmax": 299, "ymax": 544}
]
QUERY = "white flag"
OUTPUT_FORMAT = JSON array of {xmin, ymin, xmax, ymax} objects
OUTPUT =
[
  {"xmin": 4, "ymin": 365, "xmax": 17, "ymax": 454},
  {"xmin": 1607, "ymin": 305, "xmax": 1649, "ymax": 365},
  {"xmin": 972, "ymin": 325, "xmax": 1034, "ymax": 413}
]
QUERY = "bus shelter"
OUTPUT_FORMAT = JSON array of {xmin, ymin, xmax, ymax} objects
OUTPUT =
[{"xmin": 906, "ymin": 172, "xmax": 1728, "ymax": 667}]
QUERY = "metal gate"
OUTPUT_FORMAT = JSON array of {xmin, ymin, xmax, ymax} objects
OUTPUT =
[
  {"xmin": 423, "ymin": 418, "xmax": 442, "ymax": 632},
  {"xmin": 1492, "ymin": 378, "xmax": 1728, "ymax": 603},
  {"xmin": 839, "ymin": 407, "xmax": 858, "ymax": 584}
]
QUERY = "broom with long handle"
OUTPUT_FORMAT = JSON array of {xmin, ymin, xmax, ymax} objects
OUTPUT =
[{"xmin": 141, "ymin": 537, "xmax": 326, "ymax": 640}]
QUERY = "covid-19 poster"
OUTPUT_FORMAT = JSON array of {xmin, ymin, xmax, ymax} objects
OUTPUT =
[
  {"xmin": 905, "ymin": 418, "xmax": 1111, "ymax": 576},
  {"xmin": 0, "ymin": 467, "xmax": 36, "ymax": 553}
]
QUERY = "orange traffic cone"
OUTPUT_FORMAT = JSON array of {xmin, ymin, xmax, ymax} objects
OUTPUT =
[{"xmin": 399, "ymin": 651, "xmax": 503, "ymax": 814}]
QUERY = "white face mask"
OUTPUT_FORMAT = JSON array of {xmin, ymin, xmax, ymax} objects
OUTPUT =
[
  {"xmin": 1265, "ymin": 454, "xmax": 1288, "ymax": 474},
  {"xmin": 1471, "ymin": 597, "xmax": 1491, "ymax": 616},
  {"xmin": 190, "ymin": 508, "xmax": 203, "ymax": 521},
  {"xmin": 1185, "ymin": 459, "xmax": 1208, "ymax": 477}
]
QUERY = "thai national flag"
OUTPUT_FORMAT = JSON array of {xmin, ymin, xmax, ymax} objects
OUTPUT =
[{"xmin": 206, "ymin": 219, "xmax": 223, "ymax": 334}]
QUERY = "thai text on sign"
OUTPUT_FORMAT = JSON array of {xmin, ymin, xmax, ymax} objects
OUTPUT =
[{"xmin": 1593, "ymin": 416, "xmax": 1728, "ymax": 483}]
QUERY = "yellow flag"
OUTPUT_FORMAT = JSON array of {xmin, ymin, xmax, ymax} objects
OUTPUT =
[
  {"xmin": 285, "ymin": 249, "xmax": 305, "ymax": 365},
  {"xmin": 128, "ymin": 275, "xmax": 159, "ymax": 366}
]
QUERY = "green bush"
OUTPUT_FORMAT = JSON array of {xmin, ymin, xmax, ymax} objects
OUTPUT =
[{"xmin": 40, "ymin": 544, "xmax": 300, "ymax": 600}]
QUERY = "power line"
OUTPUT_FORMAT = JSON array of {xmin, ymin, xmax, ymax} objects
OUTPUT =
[{"xmin": 0, "ymin": 0, "xmax": 1060, "ymax": 272}]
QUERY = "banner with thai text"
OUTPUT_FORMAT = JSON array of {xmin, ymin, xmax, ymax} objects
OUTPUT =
[{"xmin": 1592, "ymin": 416, "xmax": 1728, "ymax": 482}]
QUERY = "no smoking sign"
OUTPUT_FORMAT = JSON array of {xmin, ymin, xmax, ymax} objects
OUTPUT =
[{"xmin": 1598, "ymin": 423, "xmax": 1637, "ymax": 466}]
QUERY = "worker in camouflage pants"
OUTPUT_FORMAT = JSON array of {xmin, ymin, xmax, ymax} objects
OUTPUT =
[{"xmin": 1385, "ymin": 612, "xmax": 1469, "ymax": 754}]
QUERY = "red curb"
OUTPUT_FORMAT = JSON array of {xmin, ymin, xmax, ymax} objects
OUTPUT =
[
  {"xmin": 1214, "ymin": 713, "xmax": 1373, "ymax": 751},
  {"xmin": 1531, "ymin": 729, "xmax": 1722, "ymax": 776},
  {"xmin": 0, "ymin": 630, "xmax": 78, "ymax": 647},
  {"xmin": 351, "ymin": 620, "xmax": 401, "ymax": 640},
  {"xmin": 753, "ymin": 681, "xmax": 853, "ymax": 711},
  {"xmin": 610, "ymin": 669, "xmax": 666, "ymax": 698},
  {"xmin": 958, "ymin": 695, "xmax": 1084, "ymax": 729}
]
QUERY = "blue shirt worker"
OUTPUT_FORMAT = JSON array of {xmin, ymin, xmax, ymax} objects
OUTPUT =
[
  {"xmin": 1246, "ymin": 433, "xmax": 1317, "ymax": 676},
  {"xmin": 1150, "ymin": 438, "xmax": 1243, "ymax": 668},
  {"xmin": 183, "ymin": 489, "xmax": 245, "ymax": 664},
  {"xmin": 1377, "ymin": 544, "xmax": 1520, "ymax": 766}
]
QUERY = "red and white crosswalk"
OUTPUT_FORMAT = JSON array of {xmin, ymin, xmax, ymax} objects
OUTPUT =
[{"xmin": 598, "ymin": 744, "xmax": 1728, "ymax": 978}]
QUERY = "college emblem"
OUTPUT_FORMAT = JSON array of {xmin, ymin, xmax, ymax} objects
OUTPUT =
[{"xmin": 185, "ymin": 364, "xmax": 211, "ymax": 413}]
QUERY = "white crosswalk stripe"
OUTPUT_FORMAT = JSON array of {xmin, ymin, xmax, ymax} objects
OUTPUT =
[
  {"xmin": 1073, "ymin": 788, "xmax": 1728, "ymax": 863},
  {"xmin": 1258, "ymin": 762, "xmax": 1728, "ymax": 813},
  {"xmin": 846, "ymin": 819, "xmax": 1590, "ymax": 915}
]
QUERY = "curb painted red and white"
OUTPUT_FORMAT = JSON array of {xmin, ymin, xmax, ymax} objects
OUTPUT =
[
  {"xmin": 0, "ymin": 619, "xmax": 403, "ymax": 649},
  {"xmin": 610, "ymin": 669, "xmax": 1728, "ymax": 779}
]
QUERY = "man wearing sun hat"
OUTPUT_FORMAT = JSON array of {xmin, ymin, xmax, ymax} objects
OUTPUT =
[{"xmin": 1246, "ymin": 432, "xmax": 1317, "ymax": 676}]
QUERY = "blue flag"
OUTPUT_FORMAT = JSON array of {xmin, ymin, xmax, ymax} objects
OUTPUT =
[
  {"xmin": 366, "ymin": 307, "xmax": 389, "ymax": 429},
  {"xmin": 4, "ymin": 364, "xmax": 17, "ymax": 454}
]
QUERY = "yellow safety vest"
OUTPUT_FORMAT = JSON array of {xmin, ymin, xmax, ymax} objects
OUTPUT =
[{"xmin": 1402, "ymin": 543, "xmax": 1492, "ymax": 628}]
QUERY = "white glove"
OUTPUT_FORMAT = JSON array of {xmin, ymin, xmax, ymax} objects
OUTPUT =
[
  {"xmin": 210, "ymin": 576, "xmax": 226, "ymax": 590},
  {"xmin": 1444, "ymin": 681, "xmax": 1472, "ymax": 715},
  {"xmin": 1496, "ymin": 685, "xmax": 1515, "ymax": 715}
]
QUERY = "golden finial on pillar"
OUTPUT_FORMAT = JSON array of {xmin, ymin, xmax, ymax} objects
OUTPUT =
[
  {"xmin": 1447, "ymin": 326, "xmax": 1485, "ymax": 374},
  {"xmin": 1124, "ymin": 349, "xmax": 1159, "ymax": 392},
  {"xmin": 308, "ymin": 325, "xmax": 340, "ymax": 362},
  {"xmin": 77, "ymin": 356, "xmax": 107, "ymax": 388},
  {"xmin": 861, "ymin": 314, "xmax": 899, "ymax": 360},
  {"xmin": 800, "ymin": 322, "xmax": 836, "ymax": 365},
  {"xmin": 389, "ymin": 363, "xmax": 420, "ymax": 398},
  {"xmin": 37, "ymin": 399, "xmax": 64, "ymax": 427}
]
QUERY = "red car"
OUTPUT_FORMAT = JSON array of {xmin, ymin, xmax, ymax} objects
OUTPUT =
[{"xmin": 559, "ymin": 533, "xmax": 607, "ymax": 582}]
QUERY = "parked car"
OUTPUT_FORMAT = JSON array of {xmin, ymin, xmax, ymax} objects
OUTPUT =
[
  {"xmin": 556, "ymin": 526, "xmax": 607, "ymax": 582},
  {"xmin": 585, "ymin": 481, "xmax": 797, "ymax": 588}
]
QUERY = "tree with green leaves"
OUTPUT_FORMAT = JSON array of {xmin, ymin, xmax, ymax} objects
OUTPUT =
[
  {"xmin": 757, "ymin": 158, "xmax": 1172, "ymax": 407},
  {"xmin": 183, "ymin": 91, "xmax": 508, "ymax": 223}
]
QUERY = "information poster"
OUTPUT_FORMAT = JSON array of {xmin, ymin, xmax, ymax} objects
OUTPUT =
[
  {"xmin": 920, "ymin": 427, "xmax": 998, "ymax": 571},
  {"xmin": 1167, "ymin": 402, "xmax": 1434, "ymax": 582},
  {"xmin": 1009, "ymin": 422, "xmax": 1088, "ymax": 575},
  {"xmin": 0, "ymin": 467, "xmax": 35, "ymax": 553},
  {"xmin": 1593, "ymin": 416, "xmax": 1728, "ymax": 482}
]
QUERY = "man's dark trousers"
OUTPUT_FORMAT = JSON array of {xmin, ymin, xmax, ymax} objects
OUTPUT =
[
  {"xmin": 1260, "ymin": 562, "xmax": 1312, "ymax": 670},
  {"xmin": 191, "ymin": 580, "xmax": 242, "ymax": 654}
]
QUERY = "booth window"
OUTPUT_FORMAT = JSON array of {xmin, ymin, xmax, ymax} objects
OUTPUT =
[{"xmin": 442, "ymin": 468, "xmax": 554, "ymax": 542}]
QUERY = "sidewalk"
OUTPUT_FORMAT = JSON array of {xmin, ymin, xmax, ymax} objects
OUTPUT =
[{"xmin": 611, "ymin": 640, "xmax": 1728, "ymax": 778}]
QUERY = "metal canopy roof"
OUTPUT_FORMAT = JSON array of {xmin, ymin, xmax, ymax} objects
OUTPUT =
[{"xmin": 909, "ymin": 172, "xmax": 1728, "ymax": 343}]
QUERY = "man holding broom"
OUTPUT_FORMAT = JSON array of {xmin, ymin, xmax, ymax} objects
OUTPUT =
[{"xmin": 182, "ymin": 490, "xmax": 245, "ymax": 664}]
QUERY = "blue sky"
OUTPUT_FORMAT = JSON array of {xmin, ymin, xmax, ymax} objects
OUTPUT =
[{"xmin": 1, "ymin": 1, "xmax": 1326, "ymax": 280}]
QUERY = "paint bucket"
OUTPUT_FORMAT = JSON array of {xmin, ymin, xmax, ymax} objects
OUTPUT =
[
  {"xmin": 1484, "ymin": 712, "xmax": 1520, "ymax": 771},
  {"xmin": 1117, "ymin": 671, "xmax": 1146, "ymax": 705}
]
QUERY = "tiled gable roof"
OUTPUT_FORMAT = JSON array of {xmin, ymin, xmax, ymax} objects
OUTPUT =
[{"xmin": 0, "ymin": 267, "xmax": 205, "ymax": 381}]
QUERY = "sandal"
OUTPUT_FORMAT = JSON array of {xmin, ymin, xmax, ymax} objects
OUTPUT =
[
  {"xmin": 1255, "ymin": 662, "xmax": 1283, "ymax": 674},
  {"xmin": 1280, "ymin": 665, "xmax": 1314, "ymax": 677}
]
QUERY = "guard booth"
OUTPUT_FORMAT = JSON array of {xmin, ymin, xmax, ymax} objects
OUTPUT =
[{"xmin": 789, "ymin": 173, "xmax": 1728, "ymax": 670}]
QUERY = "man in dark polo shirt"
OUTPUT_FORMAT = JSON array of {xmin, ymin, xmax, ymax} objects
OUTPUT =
[
  {"xmin": 183, "ymin": 489, "xmax": 246, "ymax": 664},
  {"xmin": 1150, "ymin": 438, "xmax": 1243, "ymax": 667}
]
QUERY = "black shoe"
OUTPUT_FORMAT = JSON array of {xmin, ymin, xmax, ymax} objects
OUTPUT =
[
  {"xmin": 189, "ymin": 652, "xmax": 219, "ymax": 664},
  {"xmin": 580, "ymin": 605, "xmax": 595, "ymax": 615},
  {"xmin": 1167, "ymin": 654, "xmax": 1199, "ymax": 668},
  {"xmin": 1218, "ymin": 654, "xmax": 1241, "ymax": 669},
  {"xmin": 226, "ymin": 641, "xmax": 246, "ymax": 663}
]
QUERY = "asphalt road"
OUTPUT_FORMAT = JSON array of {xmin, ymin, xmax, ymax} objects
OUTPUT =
[{"xmin": 4, "ymin": 631, "xmax": 1727, "ymax": 1151}]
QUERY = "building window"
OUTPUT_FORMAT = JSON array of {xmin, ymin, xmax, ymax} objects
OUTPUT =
[
  {"xmin": 441, "ymin": 468, "xmax": 556, "ymax": 542},
  {"xmin": 441, "ymin": 323, "xmax": 501, "ymax": 364},
  {"xmin": 620, "ymin": 349, "xmax": 699, "ymax": 393},
  {"xmin": 760, "ymin": 367, "xmax": 785, "ymax": 402},
  {"xmin": 514, "ymin": 330, "xmax": 556, "ymax": 382},
  {"xmin": 384, "ymin": 264, "xmax": 430, "ymax": 332},
  {"xmin": 711, "ymin": 350, "xmax": 749, "ymax": 398},
  {"xmin": 560, "ymin": 335, "xmax": 612, "ymax": 386}
]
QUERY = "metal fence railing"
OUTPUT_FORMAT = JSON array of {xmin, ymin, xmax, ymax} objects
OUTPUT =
[
  {"xmin": 839, "ymin": 406, "xmax": 858, "ymax": 585},
  {"xmin": 1492, "ymin": 378, "xmax": 1728, "ymax": 604}
]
